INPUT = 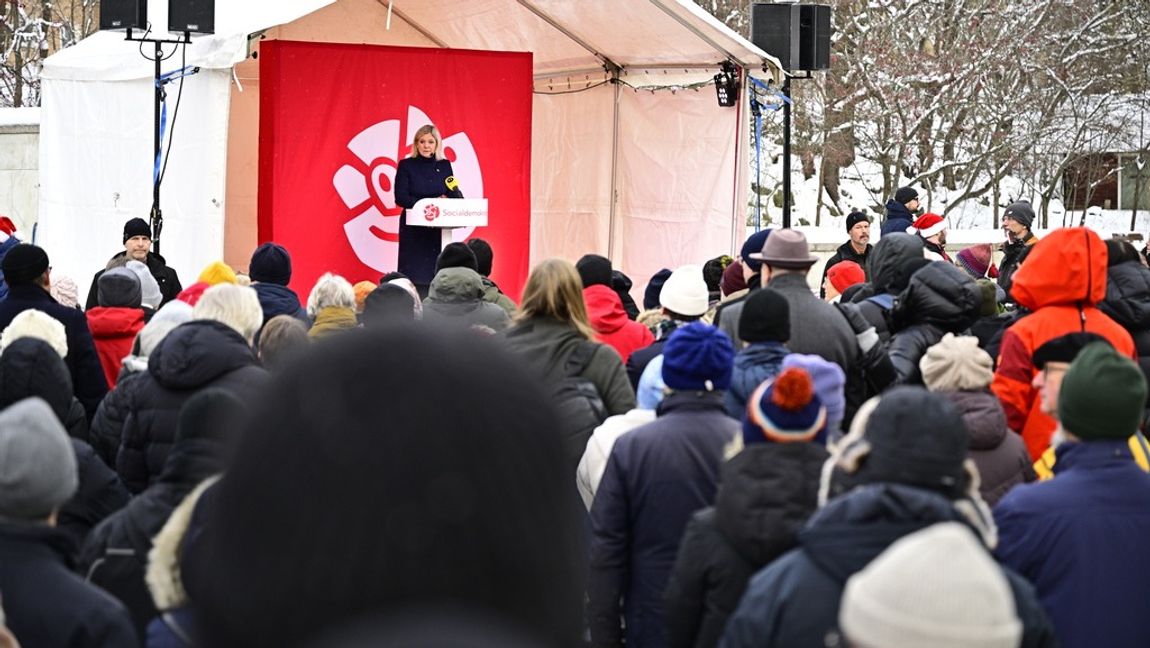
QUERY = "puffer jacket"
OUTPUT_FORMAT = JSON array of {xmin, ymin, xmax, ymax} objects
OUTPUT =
[
  {"xmin": 584, "ymin": 284, "xmax": 653, "ymax": 363},
  {"xmin": 941, "ymin": 389, "xmax": 1033, "ymax": 506},
  {"xmin": 885, "ymin": 261, "xmax": 982, "ymax": 385},
  {"xmin": 991, "ymin": 228, "xmax": 1136, "ymax": 460},
  {"xmin": 998, "ymin": 232, "xmax": 1038, "ymax": 300},
  {"xmin": 850, "ymin": 233, "xmax": 926, "ymax": 344},
  {"xmin": 115, "ymin": 320, "xmax": 268, "ymax": 493},
  {"xmin": 724, "ymin": 341, "xmax": 789, "ymax": 419},
  {"xmin": 1099, "ymin": 259, "xmax": 1150, "ymax": 396},
  {"xmin": 423, "ymin": 267, "xmax": 510, "ymax": 331},
  {"xmin": 664, "ymin": 443, "xmax": 827, "ymax": 648},
  {"xmin": 880, "ymin": 199, "xmax": 915, "ymax": 236},
  {"xmin": 86, "ymin": 306, "xmax": 146, "ymax": 388}
]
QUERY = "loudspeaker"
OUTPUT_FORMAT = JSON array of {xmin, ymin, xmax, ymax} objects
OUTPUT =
[
  {"xmin": 750, "ymin": 3, "xmax": 833, "ymax": 72},
  {"xmin": 169, "ymin": 0, "xmax": 215, "ymax": 34},
  {"xmin": 99, "ymin": 0, "xmax": 147, "ymax": 31}
]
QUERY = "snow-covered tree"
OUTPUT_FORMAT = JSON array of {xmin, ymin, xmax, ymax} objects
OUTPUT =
[{"xmin": 1, "ymin": 0, "xmax": 98, "ymax": 106}]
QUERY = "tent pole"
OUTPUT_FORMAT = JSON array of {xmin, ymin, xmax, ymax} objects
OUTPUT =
[
  {"xmin": 782, "ymin": 75, "xmax": 792, "ymax": 229},
  {"xmin": 607, "ymin": 70, "xmax": 622, "ymax": 262},
  {"xmin": 731, "ymin": 67, "xmax": 745, "ymax": 253},
  {"xmin": 151, "ymin": 41, "xmax": 163, "ymax": 256}
]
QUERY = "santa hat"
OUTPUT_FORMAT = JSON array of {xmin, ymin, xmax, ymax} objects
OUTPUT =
[
  {"xmin": 908, "ymin": 213, "xmax": 947, "ymax": 239},
  {"xmin": 0, "ymin": 216, "xmax": 16, "ymax": 239}
]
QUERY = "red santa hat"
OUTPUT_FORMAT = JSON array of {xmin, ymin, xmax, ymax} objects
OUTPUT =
[
  {"xmin": 907, "ymin": 213, "xmax": 947, "ymax": 239},
  {"xmin": 0, "ymin": 216, "xmax": 16, "ymax": 237}
]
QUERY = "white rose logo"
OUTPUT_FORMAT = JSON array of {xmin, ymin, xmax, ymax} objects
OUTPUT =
[
  {"xmin": 423, "ymin": 204, "xmax": 440, "ymax": 222},
  {"xmin": 332, "ymin": 106, "xmax": 484, "ymax": 272}
]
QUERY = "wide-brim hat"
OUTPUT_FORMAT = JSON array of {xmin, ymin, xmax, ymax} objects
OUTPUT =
[{"xmin": 748, "ymin": 229, "xmax": 818, "ymax": 269}]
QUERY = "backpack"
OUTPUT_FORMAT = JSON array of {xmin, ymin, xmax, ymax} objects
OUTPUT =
[{"xmin": 553, "ymin": 341, "xmax": 609, "ymax": 469}]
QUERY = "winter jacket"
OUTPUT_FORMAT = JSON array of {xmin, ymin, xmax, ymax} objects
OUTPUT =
[
  {"xmin": 307, "ymin": 306, "xmax": 359, "ymax": 339},
  {"xmin": 82, "ymin": 433, "xmax": 225, "ymax": 637},
  {"xmin": 588, "ymin": 391, "xmax": 739, "ymax": 648},
  {"xmin": 252, "ymin": 282, "xmax": 308, "ymax": 326},
  {"xmin": 88, "ymin": 306, "xmax": 147, "ymax": 388},
  {"xmin": 884, "ymin": 261, "xmax": 982, "ymax": 385},
  {"xmin": 61, "ymin": 438, "xmax": 132, "ymax": 552},
  {"xmin": 995, "ymin": 440, "xmax": 1150, "ymax": 648},
  {"xmin": 480, "ymin": 275, "xmax": 517, "ymax": 315},
  {"xmin": 0, "ymin": 283, "xmax": 109, "ymax": 418},
  {"xmin": 724, "ymin": 341, "xmax": 788, "ymax": 419},
  {"xmin": 714, "ymin": 277, "xmax": 761, "ymax": 350},
  {"xmin": 941, "ymin": 389, "xmax": 1033, "ymax": 506},
  {"xmin": 664, "ymin": 443, "xmax": 827, "ymax": 648},
  {"xmin": 998, "ymin": 231, "xmax": 1038, "ymax": 300},
  {"xmin": 721, "ymin": 483, "xmax": 1057, "ymax": 648},
  {"xmin": 577, "ymin": 409, "xmax": 658, "ymax": 511},
  {"xmin": 87, "ymin": 251, "xmax": 182, "ymax": 310},
  {"xmin": 115, "ymin": 320, "xmax": 267, "ymax": 493},
  {"xmin": 768, "ymin": 273, "xmax": 857, "ymax": 372},
  {"xmin": 819, "ymin": 241, "xmax": 871, "ymax": 298},
  {"xmin": 0, "ymin": 522, "xmax": 139, "ymax": 647},
  {"xmin": 584, "ymin": 284, "xmax": 654, "ymax": 363},
  {"xmin": 0, "ymin": 235, "xmax": 20, "ymax": 300},
  {"xmin": 394, "ymin": 154, "xmax": 461, "ymax": 286},
  {"xmin": 880, "ymin": 199, "xmax": 915, "ymax": 236},
  {"xmin": 991, "ymin": 228, "xmax": 1136, "ymax": 460},
  {"xmin": 851, "ymin": 234, "xmax": 927, "ymax": 345},
  {"xmin": 1099, "ymin": 259, "xmax": 1150, "ymax": 400},
  {"xmin": 91, "ymin": 371, "xmax": 145, "ymax": 468},
  {"xmin": 423, "ymin": 268, "xmax": 510, "ymax": 331}
]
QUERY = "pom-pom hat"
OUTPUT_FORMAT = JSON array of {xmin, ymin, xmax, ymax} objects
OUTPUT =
[{"xmin": 744, "ymin": 367, "xmax": 827, "ymax": 445}]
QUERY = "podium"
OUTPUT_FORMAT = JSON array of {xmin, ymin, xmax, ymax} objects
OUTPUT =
[{"xmin": 408, "ymin": 198, "xmax": 489, "ymax": 249}]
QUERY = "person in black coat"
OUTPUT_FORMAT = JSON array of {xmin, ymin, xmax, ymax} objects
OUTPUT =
[
  {"xmin": 393, "ymin": 124, "xmax": 463, "ymax": 289},
  {"xmin": 0, "ymin": 243, "xmax": 109, "ymax": 419},
  {"xmin": 664, "ymin": 368, "xmax": 829, "ymax": 648},
  {"xmin": 81, "ymin": 388, "xmax": 240, "ymax": 637},
  {"xmin": 0, "ymin": 397, "xmax": 138, "ymax": 648},
  {"xmin": 85, "ymin": 217, "xmax": 182, "ymax": 310},
  {"xmin": 819, "ymin": 211, "xmax": 872, "ymax": 299},
  {"xmin": 1099, "ymin": 238, "xmax": 1150, "ymax": 398},
  {"xmin": 880, "ymin": 186, "xmax": 919, "ymax": 236},
  {"xmin": 0, "ymin": 337, "xmax": 130, "ymax": 550}
]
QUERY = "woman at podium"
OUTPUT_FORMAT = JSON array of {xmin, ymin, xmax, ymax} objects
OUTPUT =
[{"xmin": 394, "ymin": 124, "xmax": 463, "ymax": 290}]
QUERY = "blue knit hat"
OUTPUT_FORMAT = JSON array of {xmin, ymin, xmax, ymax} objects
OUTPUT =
[
  {"xmin": 661, "ymin": 322, "xmax": 734, "ymax": 392},
  {"xmin": 744, "ymin": 367, "xmax": 827, "ymax": 445},
  {"xmin": 782, "ymin": 354, "xmax": 846, "ymax": 432},
  {"xmin": 740, "ymin": 230, "xmax": 771, "ymax": 273}
]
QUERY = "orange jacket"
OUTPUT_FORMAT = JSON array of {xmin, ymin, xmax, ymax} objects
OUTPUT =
[{"xmin": 991, "ymin": 228, "xmax": 1136, "ymax": 460}]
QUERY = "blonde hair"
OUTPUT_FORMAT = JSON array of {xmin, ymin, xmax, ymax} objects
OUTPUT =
[
  {"xmin": 514, "ymin": 258, "xmax": 595, "ymax": 340},
  {"xmin": 409, "ymin": 124, "xmax": 445, "ymax": 160},
  {"xmin": 306, "ymin": 273, "xmax": 356, "ymax": 317}
]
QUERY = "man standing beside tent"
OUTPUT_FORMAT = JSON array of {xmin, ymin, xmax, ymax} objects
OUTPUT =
[{"xmin": 85, "ymin": 218, "xmax": 182, "ymax": 310}]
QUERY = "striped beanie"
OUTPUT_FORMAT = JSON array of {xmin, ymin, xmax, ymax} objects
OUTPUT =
[{"xmin": 744, "ymin": 367, "xmax": 827, "ymax": 445}]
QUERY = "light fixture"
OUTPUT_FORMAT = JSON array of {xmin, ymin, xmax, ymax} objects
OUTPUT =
[{"xmin": 714, "ymin": 61, "xmax": 740, "ymax": 107}]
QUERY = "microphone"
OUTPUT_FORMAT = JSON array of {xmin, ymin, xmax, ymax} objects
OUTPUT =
[{"xmin": 444, "ymin": 176, "xmax": 463, "ymax": 198}]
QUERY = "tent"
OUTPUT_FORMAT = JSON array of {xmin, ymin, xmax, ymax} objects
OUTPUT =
[{"xmin": 40, "ymin": 0, "xmax": 780, "ymax": 296}]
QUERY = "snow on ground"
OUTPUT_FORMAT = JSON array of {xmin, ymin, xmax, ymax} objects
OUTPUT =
[{"xmin": 0, "ymin": 108, "xmax": 40, "ymax": 127}]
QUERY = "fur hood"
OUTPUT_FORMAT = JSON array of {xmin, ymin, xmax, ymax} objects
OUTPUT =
[
  {"xmin": 0, "ymin": 308, "xmax": 68, "ymax": 357},
  {"xmin": 146, "ymin": 476, "xmax": 219, "ymax": 611}
]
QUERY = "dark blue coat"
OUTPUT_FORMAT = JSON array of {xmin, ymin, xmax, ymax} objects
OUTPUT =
[
  {"xmin": 252, "ymin": 282, "xmax": 308, "ymax": 326},
  {"xmin": 394, "ymin": 154, "xmax": 461, "ymax": 286},
  {"xmin": 720, "ymin": 483, "xmax": 1057, "ymax": 648},
  {"xmin": 588, "ymin": 391, "xmax": 739, "ymax": 648},
  {"xmin": 0, "ymin": 235, "xmax": 19, "ymax": 300},
  {"xmin": 880, "ymin": 199, "xmax": 915, "ymax": 236},
  {"xmin": 725, "ymin": 341, "xmax": 788, "ymax": 418},
  {"xmin": 0, "ymin": 283, "xmax": 109, "ymax": 418},
  {"xmin": 995, "ymin": 440, "xmax": 1150, "ymax": 648}
]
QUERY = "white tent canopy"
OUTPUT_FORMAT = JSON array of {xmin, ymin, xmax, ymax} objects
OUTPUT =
[{"xmin": 40, "ymin": 0, "xmax": 780, "ymax": 294}]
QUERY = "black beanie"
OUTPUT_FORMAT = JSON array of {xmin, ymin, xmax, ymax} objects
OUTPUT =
[
  {"xmin": 466, "ymin": 239, "xmax": 494, "ymax": 277},
  {"xmin": 576, "ymin": 254, "xmax": 613, "ymax": 288},
  {"xmin": 894, "ymin": 187, "xmax": 919, "ymax": 206},
  {"xmin": 1032, "ymin": 332, "xmax": 1108, "ymax": 370},
  {"xmin": 0, "ymin": 243, "xmax": 49, "ymax": 286},
  {"xmin": 123, "ymin": 217, "xmax": 152, "ymax": 243},
  {"xmin": 1003, "ymin": 201, "xmax": 1035, "ymax": 230},
  {"xmin": 738, "ymin": 288, "xmax": 790, "ymax": 343},
  {"xmin": 703, "ymin": 256, "xmax": 732, "ymax": 294},
  {"xmin": 846, "ymin": 211, "xmax": 872, "ymax": 232},
  {"xmin": 436, "ymin": 243, "xmax": 478, "ymax": 274},
  {"xmin": 363, "ymin": 284, "xmax": 415, "ymax": 326},
  {"xmin": 249, "ymin": 242, "xmax": 292, "ymax": 285},
  {"xmin": 861, "ymin": 387, "xmax": 969, "ymax": 497},
  {"xmin": 643, "ymin": 268, "xmax": 673, "ymax": 310}
]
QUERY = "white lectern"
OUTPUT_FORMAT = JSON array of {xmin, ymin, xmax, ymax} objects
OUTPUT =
[{"xmin": 407, "ymin": 198, "xmax": 489, "ymax": 249}]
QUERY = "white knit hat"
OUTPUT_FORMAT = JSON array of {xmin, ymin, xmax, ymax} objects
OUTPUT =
[
  {"xmin": 0, "ymin": 309, "xmax": 68, "ymax": 358},
  {"xmin": 919, "ymin": 333, "xmax": 994, "ymax": 392},
  {"xmin": 659, "ymin": 265, "xmax": 709, "ymax": 317},
  {"xmin": 839, "ymin": 522, "xmax": 1022, "ymax": 648}
]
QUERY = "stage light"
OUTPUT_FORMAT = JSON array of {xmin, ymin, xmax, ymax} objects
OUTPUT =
[{"xmin": 714, "ymin": 62, "xmax": 740, "ymax": 107}]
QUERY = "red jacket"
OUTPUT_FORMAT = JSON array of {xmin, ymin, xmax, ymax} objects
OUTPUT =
[
  {"xmin": 991, "ymin": 228, "xmax": 1136, "ymax": 460},
  {"xmin": 583, "ymin": 285, "xmax": 654, "ymax": 363},
  {"xmin": 86, "ymin": 306, "xmax": 145, "ymax": 387}
]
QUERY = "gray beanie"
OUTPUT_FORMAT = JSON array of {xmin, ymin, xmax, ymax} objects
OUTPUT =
[
  {"xmin": 98, "ymin": 267, "xmax": 143, "ymax": 308},
  {"xmin": 0, "ymin": 398, "xmax": 78, "ymax": 520}
]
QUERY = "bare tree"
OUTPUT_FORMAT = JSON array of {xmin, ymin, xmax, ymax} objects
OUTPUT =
[{"xmin": 1, "ymin": 0, "xmax": 99, "ymax": 107}]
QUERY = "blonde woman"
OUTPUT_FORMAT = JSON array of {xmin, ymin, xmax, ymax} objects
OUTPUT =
[
  {"xmin": 393, "ymin": 124, "xmax": 463, "ymax": 290},
  {"xmin": 504, "ymin": 259, "xmax": 636, "ymax": 469}
]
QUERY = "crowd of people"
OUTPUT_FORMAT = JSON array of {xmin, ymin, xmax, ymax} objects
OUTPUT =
[{"xmin": 1, "ymin": 192, "xmax": 1149, "ymax": 648}]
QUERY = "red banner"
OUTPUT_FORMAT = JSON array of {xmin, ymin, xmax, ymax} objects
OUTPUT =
[{"xmin": 259, "ymin": 41, "xmax": 533, "ymax": 299}]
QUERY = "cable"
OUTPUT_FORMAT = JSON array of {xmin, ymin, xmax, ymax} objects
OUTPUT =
[
  {"xmin": 533, "ymin": 79, "xmax": 612, "ymax": 95},
  {"xmin": 158, "ymin": 42, "xmax": 187, "ymax": 186}
]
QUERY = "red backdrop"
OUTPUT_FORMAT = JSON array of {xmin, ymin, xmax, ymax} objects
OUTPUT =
[{"xmin": 258, "ymin": 41, "xmax": 533, "ymax": 299}]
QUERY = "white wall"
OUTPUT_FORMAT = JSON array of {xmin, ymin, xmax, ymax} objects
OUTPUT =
[{"xmin": 0, "ymin": 110, "xmax": 40, "ymax": 235}]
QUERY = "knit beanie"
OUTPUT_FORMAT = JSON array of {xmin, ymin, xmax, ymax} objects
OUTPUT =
[
  {"xmin": 975, "ymin": 279, "xmax": 999, "ymax": 317},
  {"xmin": 782, "ymin": 353, "xmax": 846, "ymax": 433},
  {"xmin": 198, "ymin": 261, "xmax": 238, "ymax": 286},
  {"xmin": 1058, "ymin": 341, "xmax": 1148, "ymax": 440},
  {"xmin": 661, "ymin": 322, "xmax": 734, "ymax": 392},
  {"xmin": 97, "ymin": 266, "xmax": 143, "ymax": 308},
  {"xmin": 957, "ymin": 244, "xmax": 993, "ymax": 279},
  {"xmin": 576, "ymin": 254, "xmax": 613, "ymax": 288},
  {"xmin": 0, "ymin": 337, "xmax": 74, "ymax": 422},
  {"xmin": 125, "ymin": 260, "xmax": 163, "ymax": 309},
  {"xmin": 636, "ymin": 355, "xmax": 668, "ymax": 410},
  {"xmin": 860, "ymin": 387, "xmax": 969, "ymax": 497},
  {"xmin": 1031, "ymin": 332, "xmax": 1107, "ymax": 370},
  {"xmin": 659, "ymin": 265, "xmax": 709, "ymax": 317},
  {"xmin": 744, "ymin": 367, "xmax": 827, "ymax": 445},
  {"xmin": 123, "ymin": 217, "xmax": 151, "ymax": 242},
  {"xmin": 720, "ymin": 260, "xmax": 747, "ymax": 296},
  {"xmin": 466, "ymin": 239, "xmax": 494, "ymax": 276},
  {"xmin": 846, "ymin": 211, "xmax": 872, "ymax": 232},
  {"xmin": 703, "ymin": 255, "xmax": 732, "ymax": 294},
  {"xmin": 0, "ymin": 243, "xmax": 48, "ymax": 285},
  {"xmin": 828, "ymin": 261, "xmax": 866, "ymax": 294},
  {"xmin": 643, "ymin": 268, "xmax": 673, "ymax": 310},
  {"xmin": 840, "ymin": 522, "xmax": 1022, "ymax": 648},
  {"xmin": 353, "ymin": 281, "xmax": 377, "ymax": 313},
  {"xmin": 894, "ymin": 187, "xmax": 919, "ymax": 206},
  {"xmin": 740, "ymin": 230, "xmax": 771, "ymax": 273},
  {"xmin": 738, "ymin": 287, "xmax": 790, "ymax": 343},
  {"xmin": 49, "ymin": 275, "xmax": 79, "ymax": 308},
  {"xmin": 249, "ymin": 242, "xmax": 293, "ymax": 286},
  {"xmin": 920, "ymin": 333, "xmax": 993, "ymax": 392},
  {"xmin": 436, "ymin": 243, "xmax": 478, "ymax": 274},
  {"xmin": 1003, "ymin": 201, "xmax": 1035, "ymax": 230},
  {"xmin": 0, "ymin": 397, "xmax": 78, "ymax": 521}
]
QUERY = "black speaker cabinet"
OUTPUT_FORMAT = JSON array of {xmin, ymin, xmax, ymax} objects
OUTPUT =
[
  {"xmin": 99, "ymin": 0, "xmax": 147, "ymax": 31},
  {"xmin": 169, "ymin": 0, "xmax": 215, "ymax": 34},
  {"xmin": 751, "ymin": 3, "xmax": 833, "ymax": 72}
]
